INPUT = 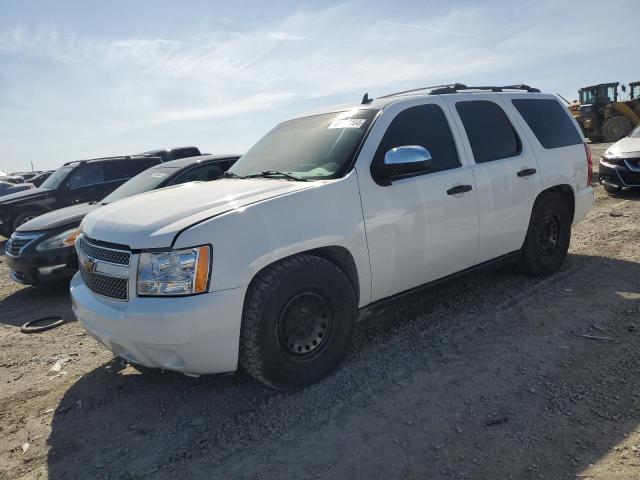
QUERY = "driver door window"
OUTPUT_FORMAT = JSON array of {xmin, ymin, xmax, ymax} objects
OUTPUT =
[{"xmin": 372, "ymin": 104, "xmax": 460, "ymax": 174}]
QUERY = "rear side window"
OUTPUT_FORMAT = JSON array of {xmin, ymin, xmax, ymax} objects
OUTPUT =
[
  {"xmin": 512, "ymin": 98, "xmax": 583, "ymax": 149},
  {"xmin": 456, "ymin": 101, "xmax": 521, "ymax": 163},
  {"xmin": 374, "ymin": 104, "xmax": 460, "ymax": 173},
  {"xmin": 103, "ymin": 158, "xmax": 161, "ymax": 181}
]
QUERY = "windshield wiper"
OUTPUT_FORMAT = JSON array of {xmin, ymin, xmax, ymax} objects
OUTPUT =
[
  {"xmin": 223, "ymin": 171, "xmax": 246, "ymax": 179},
  {"xmin": 246, "ymin": 171, "xmax": 308, "ymax": 182}
]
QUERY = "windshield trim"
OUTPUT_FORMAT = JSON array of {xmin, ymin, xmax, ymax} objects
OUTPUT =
[{"xmin": 339, "ymin": 108, "xmax": 382, "ymax": 178}]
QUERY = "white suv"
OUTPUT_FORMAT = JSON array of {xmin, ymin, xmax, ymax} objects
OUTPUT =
[{"xmin": 71, "ymin": 84, "xmax": 593, "ymax": 388}]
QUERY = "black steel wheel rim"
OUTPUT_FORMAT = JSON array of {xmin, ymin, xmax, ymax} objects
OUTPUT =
[
  {"xmin": 537, "ymin": 213, "xmax": 560, "ymax": 256},
  {"xmin": 277, "ymin": 291, "xmax": 333, "ymax": 357}
]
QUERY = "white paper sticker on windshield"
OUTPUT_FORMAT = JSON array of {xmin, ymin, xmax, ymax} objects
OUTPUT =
[
  {"xmin": 150, "ymin": 172, "xmax": 168, "ymax": 178},
  {"xmin": 328, "ymin": 118, "xmax": 367, "ymax": 129}
]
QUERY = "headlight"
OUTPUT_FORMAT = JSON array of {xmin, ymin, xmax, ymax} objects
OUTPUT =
[
  {"xmin": 137, "ymin": 245, "xmax": 211, "ymax": 296},
  {"xmin": 602, "ymin": 155, "xmax": 624, "ymax": 166},
  {"xmin": 36, "ymin": 227, "xmax": 81, "ymax": 251}
]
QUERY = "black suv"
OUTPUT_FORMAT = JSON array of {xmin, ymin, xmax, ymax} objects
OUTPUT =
[
  {"xmin": 5, "ymin": 154, "xmax": 239, "ymax": 285},
  {"xmin": 0, "ymin": 155, "xmax": 163, "ymax": 237}
]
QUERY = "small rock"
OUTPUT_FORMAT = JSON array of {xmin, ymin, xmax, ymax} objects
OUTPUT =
[{"xmin": 47, "ymin": 359, "xmax": 66, "ymax": 376}]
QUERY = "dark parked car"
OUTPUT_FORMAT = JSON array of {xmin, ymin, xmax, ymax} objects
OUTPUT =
[
  {"xmin": 0, "ymin": 155, "xmax": 163, "ymax": 237},
  {"xmin": 0, "ymin": 180, "xmax": 33, "ymax": 197},
  {"xmin": 5, "ymin": 154, "xmax": 239, "ymax": 285}
]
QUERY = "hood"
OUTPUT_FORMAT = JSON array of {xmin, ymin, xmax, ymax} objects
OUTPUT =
[
  {"xmin": 606, "ymin": 137, "xmax": 640, "ymax": 157},
  {"xmin": 0, "ymin": 187, "xmax": 51, "ymax": 205},
  {"xmin": 0, "ymin": 185, "xmax": 32, "ymax": 197},
  {"xmin": 17, "ymin": 202, "xmax": 100, "ymax": 232},
  {"xmin": 81, "ymin": 178, "xmax": 315, "ymax": 248}
]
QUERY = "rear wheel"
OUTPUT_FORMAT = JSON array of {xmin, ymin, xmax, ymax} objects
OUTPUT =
[
  {"xmin": 519, "ymin": 192, "xmax": 571, "ymax": 277},
  {"xmin": 602, "ymin": 116, "xmax": 633, "ymax": 143},
  {"xmin": 240, "ymin": 254, "xmax": 357, "ymax": 389}
]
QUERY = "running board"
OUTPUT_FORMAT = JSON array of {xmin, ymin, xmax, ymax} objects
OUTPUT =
[{"xmin": 357, "ymin": 250, "xmax": 522, "ymax": 320}]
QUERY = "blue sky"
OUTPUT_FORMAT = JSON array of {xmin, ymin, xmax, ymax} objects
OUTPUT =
[{"xmin": 0, "ymin": 0, "xmax": 637, "ymax": 173}]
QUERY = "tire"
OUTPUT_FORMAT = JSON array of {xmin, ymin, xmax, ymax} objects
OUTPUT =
[
  {"xmin": 12, "ymin": 210, "xmax": 42, "ymax": 231},
  {"xmin": 603, "ymin": 184, "xmax": 622, "ymax": 195},
  {"xmin": 240, "ymin": 254, "xmax": 357, "ymax": 389},
  {"xmin": 602, "ymin": 116, "xmax": 633, "ymax": 143},
  {"xmin": 519, "ymin": 192, "xmax": 571, "ymax": 277}
]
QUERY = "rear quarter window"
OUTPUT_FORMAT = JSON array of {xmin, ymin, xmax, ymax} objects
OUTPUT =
[{"xmin": 512, "ymin": 98, "xmax": 583, "ymax": 149}]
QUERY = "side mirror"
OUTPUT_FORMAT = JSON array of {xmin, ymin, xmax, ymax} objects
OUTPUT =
[{"xmin": 372, "ymin": 145, "xmax": 432, "ymax": 185}]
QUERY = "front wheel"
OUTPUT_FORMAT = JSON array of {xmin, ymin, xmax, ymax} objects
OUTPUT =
[
  {"xmin": 240, "ymin": 254, "xmax": 357, "ymax": 389},
  {"xmin": 519, "ymin": 192, "xmax": 571, "ymax": 277}
]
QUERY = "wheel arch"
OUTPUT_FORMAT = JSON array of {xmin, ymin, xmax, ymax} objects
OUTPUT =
[
  {"xmin": 534, "ymin": 184, "xmax": 575, "ymax": 222},
  {"xmin": 245, "ymin": 245, "xmax": 361, "ymax": 306}
]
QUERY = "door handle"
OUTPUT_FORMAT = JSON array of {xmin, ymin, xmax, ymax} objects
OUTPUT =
[
  {"xmin": 517, "ymin": 168, "xmax": 537, "ymax": 177},
  {"xmin": 447, "ymin": 184, "xmax": 473, "ymax": 195}
]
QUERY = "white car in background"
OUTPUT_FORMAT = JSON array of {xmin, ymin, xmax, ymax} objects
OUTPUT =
[
  {"xmin": 598, "ymin": 123, "xmax": 640, "ymax": 194},
  {"xmin": 71, "ymin": 84, "xmax": 593, "ymax": 389}
]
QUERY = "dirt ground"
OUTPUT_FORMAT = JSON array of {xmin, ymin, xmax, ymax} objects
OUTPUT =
[{"xmin": 2, "ymin": 142, "xmax": 640, "ymax": 480}]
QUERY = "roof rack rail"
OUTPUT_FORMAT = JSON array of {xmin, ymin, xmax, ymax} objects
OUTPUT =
[
  {"xmin": 429, "ymin": 84, "xmax": 541, "ymax": 94},
  {"xmin": 377, "ymin": 84, "xmax": 465, "ymax": 99},
  {"xmin": 376, "ymin": 83, "xmax": 540, "ymax": 101},
  {"xmin": 62, "ymin": 155, "xmax": 133, "ymax": 166}
]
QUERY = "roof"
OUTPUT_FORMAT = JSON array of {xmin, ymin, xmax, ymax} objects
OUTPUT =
[
  {"xmin": 153, "ymin": 154, "xmax": 241, "ymax": 170},
  {"xmin": 63, "ymin": 155, "xmax": 160, "ymax": 166},
  {"xmin": 139, "ymin": 146, "xmax": 199, "ymax": 155},
  {"xmin": 294, "ymin": 83, "xmax": 547, "ymax": 119}
]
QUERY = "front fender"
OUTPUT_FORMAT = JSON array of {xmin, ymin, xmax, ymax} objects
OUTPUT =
[{"xmin": 174, "ymin": 171, "xmax": 372, "ymax": 307}]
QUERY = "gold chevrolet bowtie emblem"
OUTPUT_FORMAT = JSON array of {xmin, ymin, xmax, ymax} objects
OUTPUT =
[{"xmin": 81, "ymin": 254, "xmax": 96, "ymax": 272}]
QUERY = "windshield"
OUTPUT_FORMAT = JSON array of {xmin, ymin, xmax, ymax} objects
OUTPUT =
[
  {"xmin": 579, "ymin": 89, "xmax": 597, "ymax": 104},
  {"xmin": 229, "ymin": 109, "xmax": 378, "ymax": 180},
  {"xmin": 40, "ymin": 164, "xmax": 76, "ymax": 189},
  {"xmin": 101, "ymin": 167, "xmax": 175, "ymax": 204}
]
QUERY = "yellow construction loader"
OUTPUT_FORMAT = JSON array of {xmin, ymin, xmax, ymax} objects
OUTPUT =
[{"xmin": 573, "ymin": 82, "xmax": 640, "ymax": 143}]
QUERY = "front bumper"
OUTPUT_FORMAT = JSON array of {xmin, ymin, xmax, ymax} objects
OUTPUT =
[
  {"xmin": 5, "ymin": 245, "xmax": 78, "ymax": 285},
  {"xmin": 599, "ymin": 160, "xmax": 640, "ymax": 189},
  {"xmin": 70, "ymin": 273, "xmax": 246, "ymax": 374}
]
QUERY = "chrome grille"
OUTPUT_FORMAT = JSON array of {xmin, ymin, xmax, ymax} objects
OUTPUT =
[
  {"xmin": 80, "ymin": 267, "xmax": 128, "ymax": 300},
  {"xmin": 78, "ymin": 236, "xmax": 130, "ymax": 265},
  {"xmin": 6, "ymin": 233, "xmax": 42, "ymax": 257}
]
